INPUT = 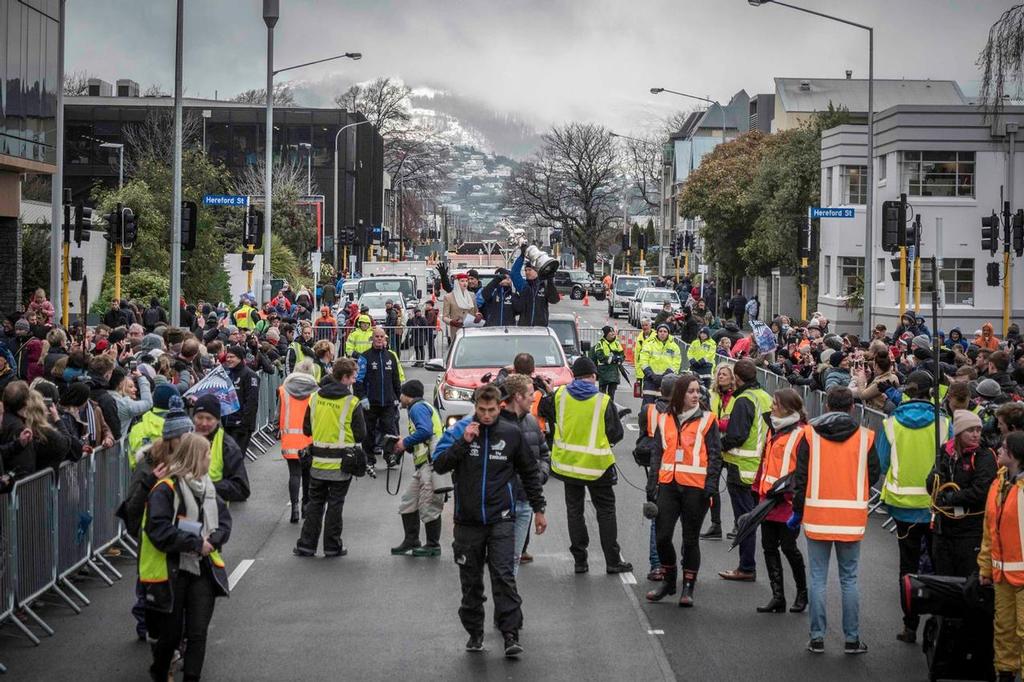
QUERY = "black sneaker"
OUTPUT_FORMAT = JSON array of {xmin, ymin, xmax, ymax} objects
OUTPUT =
[
  {"xmin": 574, "ymin": 563, "xmax": 589, "ymax": 574},
  {"xmin": 807, "ymin": 638, "xmax": 824, "ymax": 654},
  {"xmin": 700, "ymin": 524, "xmax": 723, "ymax": 541},
  {"xmin": 606, "ymin": 562, "xmax": 633, "ymax": 574},
  {"xmin": 726, "ymin": 527, "xmax": 738, "ymax": 541},
  {"xmin": 844, "ymin": 640, "xmax": 868, "ymax": 655},
  {"xmin": 466, "ymin": 634, "xmax": 484, "ymax": 652},
  {"xmin": 503, "ymin": 634, "xmax": 523, "ymax": 658},
  {"xmin": 323, "ymin": 547, "xmax": 348, "ymax": 558},
  {"xmin": 293, "ymin": 546, "xmax": 315, "ymax": 557}
]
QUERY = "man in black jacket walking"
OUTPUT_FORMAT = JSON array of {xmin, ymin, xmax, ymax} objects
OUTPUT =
[
  {"xmin": 222, "ymin": 345, "xmax": 260, "ymax": 457},
  {"xmin": 355, "ymin": 327, "xmax": 404, "ymax": 475},
  {"xmin": 432, "ymin": 384, "xmax": 547, "ymax": 658}
]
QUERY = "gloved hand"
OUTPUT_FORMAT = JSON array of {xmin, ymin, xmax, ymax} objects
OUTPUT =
[
  {"xmin": 643, "ymin": 367, "xmax": 656, "ymax": 382},
  {"xmin": 360, "ymin": 398, "xmax": 370, "ymax": 410},
  {"xmin": 519, "ymin": 242, "xmax": 528, "ymax": 257},
  {"xmin": 786, "ymin": 512, "xmax": 802, "ymax": 531}
]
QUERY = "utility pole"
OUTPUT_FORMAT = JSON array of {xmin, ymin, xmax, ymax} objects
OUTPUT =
[
  {"xmin": 50, "ymin": 0, "xmax": 66, "ymax": 317},
  {"xmin": 263, "ymin": 0, "xmax": 280, "ymax": 306},
  {"xmin": 169, "ymin": 0, "xmax": 184, "ymax": 326},
  {"xmin": 1005, "ymin": 123, "xmax": 1017, "ymax": 335},
  {"xmin": 912, "ymin": 214, "xmax": 922, "ymax": 312},
  {"xmin": 61, "ymin": 203, "xmax": 70, "ymax": 328}
]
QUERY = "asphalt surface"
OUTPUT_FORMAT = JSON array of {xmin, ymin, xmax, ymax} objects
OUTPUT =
[{"xmin": 4, "ymin": 298, "xmax": 935, "ymax": 681}]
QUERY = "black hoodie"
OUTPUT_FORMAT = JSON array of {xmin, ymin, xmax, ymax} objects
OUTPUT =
[{"xmin": 791, "ymin": 410, "xmax": 880, "ymax": 517}]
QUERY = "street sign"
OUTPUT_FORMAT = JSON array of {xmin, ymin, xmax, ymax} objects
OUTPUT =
[
  {"xmin": 309, "ymin": 251, "xmax": 322, "ymax": 274},
  {"xmin": 698, "ymin": 264, "xmax": 709, "ymax": 274},
  {"xmin": 810, "ymin": 207, "xmax": 855, "ymax": 219},
  {"xmin": 203, "ymin": 194, "xmax": 249, "ymax": 207}
]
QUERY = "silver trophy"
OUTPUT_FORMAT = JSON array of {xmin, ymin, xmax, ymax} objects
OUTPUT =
[{"xmin": 503, "ymin": 222, "xmax": 559, "ymax": 278}]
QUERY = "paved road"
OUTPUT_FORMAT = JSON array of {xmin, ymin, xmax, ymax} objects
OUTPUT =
[{"xmin": 4, "ymin": 298, "xmax": 935, "ymax": 680}]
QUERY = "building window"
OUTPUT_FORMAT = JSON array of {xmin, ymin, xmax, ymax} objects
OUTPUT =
[
  {"xmin": 900, "ymin": 151, "xmax": 975, "ymax": 197},
  {"xmin": 840, "ymin": 165, "xmax": 867, "ymax": 205},
  {"xmin": 920, "ymin": 258, "xmax": 974, "ymax": 305},
  {"xmin": 824, "ymin": 167, "xmax": 833, "ymax": 205},
  {"xmin": 877, "ymin": 154, "xmax": 887, "ymax": 182},
  {"xmin": 839, "ymin": 256, "xmax": 864, "ymax": 297},
  {"xmin": 822, "ymin": 255, "xmax": 831, "ymax": 295}
]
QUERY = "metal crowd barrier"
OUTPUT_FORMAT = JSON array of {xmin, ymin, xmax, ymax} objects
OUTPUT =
[
  {"xmin": 0, "ymin": 443, "xmax": 136, "ymax": 656},
  {"xmin": 247, "ymin": 368, "xmax": 285, "ymax": 461}
]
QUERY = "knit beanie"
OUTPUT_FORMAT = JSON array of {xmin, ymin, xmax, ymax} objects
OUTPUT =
[
  {"xmin": 952, "ymin": 409, "xmax": 983, "ymax": 437},
  {"xmin": 152, "ymin": 384, "xmax": 177, "ymax": 410},
  {"xmin": 829, "ymin": 351, "xmax": 846, "ymax": 368},
  {"xmin": 572, "ymin": 356, "xmax": 599, "ymax": 378},
  {"xmin": 193, "ymin": 393, "xmax": 222, "ymax": 420},
  {"xmin": 161, "ymin": 395, "xmax": 194, "ymax": 439},
  {"xmin": 975, "ymin": 378, "xmax": 1002, "ymax": 399}
]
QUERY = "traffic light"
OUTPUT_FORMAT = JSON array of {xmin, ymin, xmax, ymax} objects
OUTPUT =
[
  {"xmin": 905, "ymin": 217, "xmax": 919, "ymax": 252},
  {"xmin": 241, "ymin": 251, "xmax": 256, "ymax": 271},
  {"xmin": 797, "ymin": 266, "xmax": 810, "ymax": 286},
  {"xmin": 637, "ymin": 232, "xmax": 647, "ymax": 251},
  {"xmin": 621, "ymin": 232, "xmax": 630, "ymax": 251},
  {"xmin": 889, "ymin": 256, "xmax": 903, "ymax": 282},
  {"xmin": 550, "ymin": 230, "xmax": 561, "ymax": 244},
  {"xmin": 73, "ymin": 202, "xmax": 92, "ymax": 246},
  {"xmin": 181, "ymin": 201, "xmax": 198, "ymax": 251},
  {"xmin": 244, "ymin": 209, "xmax": 263, "ymax": 249},
  {"xmin": 120, "ymin": 207, "xmax": 137, "ymax": 247},
  {"xmin": 981, "ymin": 212, "xmax": 999, "ymax": 256},
  {"xmin": 70, "ymin": 257, "xmax": 84, "ymax": 281},
  {"xmin": 881, "ymin": 200, "xmax": 901, "ymax": 252},
  {"xmin": 797, "ymin": 219, "xmax": 811, "ymax": 259},
  {"xmin": 120, "ymin": 253, "xmax": 132, "ymax": 276},
  {"xmin": 103, "ymin": 205, "xmax": 121, "ymax": 244},
  {"xmin": 986, "ymin": 261, "xmax": 1000, "ymax": 287},
  {"xmin": 669, "ymin": 240, "xmax": 678, "ymax": 257},
  {"xmin": 684, "ymin": 232, "xmax": 695, "ymax": 251},
  {"xmin": 1013, "ymin": 209, "xmax": 1024, "ymax": 257}
]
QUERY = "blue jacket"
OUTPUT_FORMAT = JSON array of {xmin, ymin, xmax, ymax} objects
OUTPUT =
[
  {"xmin": 479, "ymin": 277, "xmax": 517, "ymax": 327},
  {"xmin": 355, "ymin": 348, "xmax": 402, "ymax": 406},
  {"xmin": 877, "ymin": 400, "xmax": 950, "ymax": 523},
  {"xmin": 404, "ymin": 400, "xmax": 435, "ymax": 450},
  {"xmin": 432, "ymin": 413, "xmax": 546, "ymax": 525}
]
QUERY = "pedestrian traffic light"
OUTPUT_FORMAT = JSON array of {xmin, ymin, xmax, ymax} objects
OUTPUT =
[
  {"xmin": 986, "ymin": 261, "xmax": 1000, "ymax": 287},
  {"xmin": 550, "ymin": 230, "xmax": 561, "ymax": 245},
  {"xmin": 120, "ymin": 207, "xmax": 137, "ymax": 247},
  {"xmin": 1013, "ymin": 209, "xmax": 1024, "ymax": 257},
  {"xmin": 70, "ymin": 256, "xmax": 84, "ymax": 281},
  {"xmin": 103, "ymin": 205, "xmax": 121, "ymax": 244},
  {"xmin": 241, "ymin": 251, "xmax": 255, "ymax": 271},
  {"xmin": 120, "ymin": 253, "xmax": 132, "ymax": 276},
  {"xmin": 73, "ymin": 202, "xmax": 91, "ymax": 246},
  {"xmin": 881, "ymin": 200, "xmax": 901, "ymax": 252},
  {"xmin": 981, "ymin": 212, "xmax": 999, "ymax": 256},
  {"xmin": 181, "ymin": 200, "xmax": 198, "ymax": 251}
]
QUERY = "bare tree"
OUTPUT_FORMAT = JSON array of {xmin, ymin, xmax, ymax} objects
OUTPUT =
[
  {"xmin": 505, "ymin": 122, "xmax": 621, "ymax": 271},
  {"xmin": 63, "ymin": 70, "xmax": 92, "ymax": 97},
  {"xmin": 143, "ymin": 83, "xmax": 168, "ymax": 97},
  {"xmin": 620, "ymin": 134, "xmax": 662, "ymax": 212},
  {"xmin": 334, "ymin": 77, "xmax": 412, "ymax": 138},
  {"xmin": 232, "ymin": 82, "xmax": 297, "ymax": 106},
  {"xmin": 233, "ymin": 157, "xmax": 307, "ymax": 198},
  {"xmin": 122, "ymin": 109, "xmax": 202, "ymax": 172},
  {"xmin": 979, "ymin": 4, "xmax": 1024, "ymax": 116}
]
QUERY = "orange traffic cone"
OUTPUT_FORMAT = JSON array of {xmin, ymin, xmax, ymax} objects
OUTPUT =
[
  {"xmin": 583, "ymin": 291, "xmax": 590, "ymax": 306},
  {"xmin": 623, "ymin": 335, "xmax": 635, "ymax": 365}
]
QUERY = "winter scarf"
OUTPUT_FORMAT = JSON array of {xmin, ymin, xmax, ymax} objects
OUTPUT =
[{"xmin": 179, "ymin": 474, "xmax": 219, "ymax": 576}]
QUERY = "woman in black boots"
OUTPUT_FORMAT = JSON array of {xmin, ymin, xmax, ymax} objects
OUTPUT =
[
  {"xmin": 645, "ymin": 375, "xmax": 723, "ymax": 606},
  {"xmin": 751, "ymin": 388, "xmax": 808, "ymax": 613}
]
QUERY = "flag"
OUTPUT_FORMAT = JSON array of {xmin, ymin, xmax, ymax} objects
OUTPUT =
[
  {"xmin": 184, "ymin": 365, "xmax": 240, "ymax": 416},
  {"xmin": 750, "ymin": 320, "xmax": 778, "ymax": 353}
]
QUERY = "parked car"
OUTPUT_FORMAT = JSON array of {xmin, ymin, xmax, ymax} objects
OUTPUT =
[
  {"xmin": 629, "ymin": 288, "xmax": 681, "ymax": 328},
  {"xmin": 551, "ymin": 269, "xmax": 603, "ymax": 300},
  {"xmin": 425, "ymin": 327, "xmax": 572, "ymax": 426},
  {"xmin": 607, "ymin": 275, "xmax": 652, "ymax": 319},
  {"xmin": 547, "ymin": 312, "xmax": 591, "ymax": 364}
]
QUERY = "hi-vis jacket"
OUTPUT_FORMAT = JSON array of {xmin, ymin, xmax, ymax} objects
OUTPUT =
[{"xmin": 647, "ymin": 409, "xmax": 723, "ymax": 495}]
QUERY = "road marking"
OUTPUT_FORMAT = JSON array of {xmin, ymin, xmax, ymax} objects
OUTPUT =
[
  {"xmin": 625, "ymin": 423, "xmax": 640, "ymax": 431},
  {"xmin": 620, "ymin": 572, "xmax": 637, "ymax": 585},
  {"xmin": 648, "ymin": 629, "xmax": 665, "ymax": 635},
  {"xmin": 616, "ymin": 564, "xmax": 675, "ymax": 681},
  {"xmin": 228, "ymin": 559, "xmax": 254, "ymax": 590}
]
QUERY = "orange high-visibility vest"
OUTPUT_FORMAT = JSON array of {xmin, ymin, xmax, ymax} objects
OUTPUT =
[
  {"xmin": 986, "ymin": 473, "xmax": 1024, "ymax": 586},
  {"xmin": 802, "ymin": 424, "xmax": 874, "ymax": 542},
  {"xmin": 657, "ymin": 411, "xmax": 714, "ymax": 489},
  {"xmin": 759, "ymin": 428, "xmax": 804, "ymax": 497},
  {"xmin": 645, "ymin": 403, "xmax": 659, "ymax": 437},
  {"xmin": 277, "ymin": 386, "xmax": 312, "ymax": 460},
  {"xmin": 531, "ymin": 389, "xmax": 547, "ymax": 433}
]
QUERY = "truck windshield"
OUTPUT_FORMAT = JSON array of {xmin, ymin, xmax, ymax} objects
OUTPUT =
[
  {"xmin": 644, "ymin": 291, "xmax": 679, "ymax": 304},
  {"xmin": 453, "ymin": 335, "xmax": 564, "ymax": 369},
  {"xmin": 358, "ymin": 279, "xmax": 414, "ymax": 300},
  {"xmin": 615, "ymin": 279, "xmax": 645, "ymax": 295}
]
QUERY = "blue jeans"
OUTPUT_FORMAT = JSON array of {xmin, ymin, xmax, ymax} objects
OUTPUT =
[
  {"xmin": 806, "ymin": 538, "xmax": 861, "ymax": 642},
  {"xmin": 649, "ymin": 521, "xmax": 660, "ymax": 570},
  {"xmin": 513, "ymin": 504, "xmax": 533, "ymax": 576}
]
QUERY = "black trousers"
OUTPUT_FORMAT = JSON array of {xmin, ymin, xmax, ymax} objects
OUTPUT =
[
  {"xmin": 452, "ymin": 522, "xmax": 521, "ymax": 636},
  {"xmin": 896, "ymin": 520, "xmax": 933, "ymax": 630},
  {"xmin": 563, "ymin": 481, "xmax": 622, "ymax": 566},
  {"xmin": 285, "ymin": 458, "xmax": 311, "ymax": 508},
  {"xmin": 147, "ymin": 565, "xmax": 217, "ymax": 681},
  {"xmin": 932, "ymin": 533, "xmax": 982, "ymax": 578},
  {"xmin": 599, "ymin": 382, "xmax": 617, "ymax": 401},
  {"xmin": 760, "ymin": 519, "xmax": 806, "ymax": 588},
  {"xmin": 654, "ymin": 484, "xmax": 708, "ymax": 573},
  {"xmin": 414, "ymin": 345, "xmax": 426, "ymax": 362},
  {"xmin": 726, "ymin": 481, "xmax": 758, "ymax": 572},
  {"xmin": 708, "ymin": 490, "xmax": 722, "ymax": 526},
  {"xmin": 225, "ymin": 426, "xmax": 253, "ymax": 459},
  {"xmin": 362, "ymin": 405, "xmax": 399, "ymax": 465},
  {"xmin": 297, "ymin": 477, "xmax": 352, "ymax": 554}
]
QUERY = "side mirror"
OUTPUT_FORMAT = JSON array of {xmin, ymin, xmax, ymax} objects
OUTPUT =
[
  {"xmin": 424, "ymin": 358, "xmax": 445, "ymax": 372},
  {"xmin": 580, "ymin": 340, "xmax": 591, "ymax": 352}
]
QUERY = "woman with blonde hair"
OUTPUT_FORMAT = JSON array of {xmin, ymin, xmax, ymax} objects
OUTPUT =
[
  {"xmin": 142, "ymin": 431, "xmax": 232, "ymax": 681},
  {"xmin": 702, "ymin": 364, "xmax": 736, "ymax": 540}
]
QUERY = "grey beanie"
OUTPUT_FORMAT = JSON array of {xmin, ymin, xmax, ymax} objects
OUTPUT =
[
  {"xmin": 975, "ymin": 378, "xmax": 1002, "ymax": 399},
  {"xmin": 161, "ymin": 394, "xmax": 194, "ymax": 439}
]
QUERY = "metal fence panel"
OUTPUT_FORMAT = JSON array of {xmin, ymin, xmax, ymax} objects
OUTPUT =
[
  {"xmin": 56, "ymin": 456, "xmax": 92, "ymax": 578},
  {"xmin": 0, "ymin": 492, "xmax": 14, "ymax": 624},
  {"xmin": 12, "ymin": 469, "xmax": 57, "ymax": 608},
  {"xmin": 91, "ymin": 447, "xmax": 121, "ymax": 554}
]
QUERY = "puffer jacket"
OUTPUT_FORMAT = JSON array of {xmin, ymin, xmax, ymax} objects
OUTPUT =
[{"xmin": 509, "ymin": 411, "xmax": 550, "ymax": 502}]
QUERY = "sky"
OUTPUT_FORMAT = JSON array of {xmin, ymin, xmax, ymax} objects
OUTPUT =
[{"xmin": 66, "ymin": 0, "xmax": 1011, "ymax": 135}]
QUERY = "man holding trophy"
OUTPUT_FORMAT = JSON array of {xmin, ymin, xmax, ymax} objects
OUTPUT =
[{"xmin": 507, "ymin": 229, "xmax": 560, "ymax": 327}]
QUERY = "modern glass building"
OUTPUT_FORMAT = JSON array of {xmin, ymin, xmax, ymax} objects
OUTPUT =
[{"xmin": 1, "ymin": 0, "xmax": 60, "ymax": 311}]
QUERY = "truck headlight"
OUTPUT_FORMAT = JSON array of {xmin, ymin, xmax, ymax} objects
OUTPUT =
[{"xmin": 442, "ymin": 384, "xmax": 474, "ymax": 401}]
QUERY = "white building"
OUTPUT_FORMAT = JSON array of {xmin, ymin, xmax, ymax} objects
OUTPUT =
[{"xmin": 817, "ymin": 105, "xmax": 1024, "ymax": 335}]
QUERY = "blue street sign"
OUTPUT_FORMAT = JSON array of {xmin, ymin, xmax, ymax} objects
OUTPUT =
[
  {"xmin": 810, "ymin": 207, "xmax": 855, "ymax": 219},
  {"xmin": 203, "ymin": 194, "xmax": 249, "ymax": 207}
]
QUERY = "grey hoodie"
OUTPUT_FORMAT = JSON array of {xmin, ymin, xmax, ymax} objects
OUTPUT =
[{"xmin": 282, "ymin": 372, "xmax": 319, "ymax": 400}]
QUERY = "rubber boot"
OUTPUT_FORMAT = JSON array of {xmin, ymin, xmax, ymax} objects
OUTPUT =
[
  {"xmin": 678, "ymin": 570, "xmax": 697, "ymax": 607},
  {"xmin": 756, "ymin": 554, "xmax": 786, "ymax": 613},
  {"xmin": 788, "ymin": 549, "xmax": 808, "ymax": 613},
  {"xmin": 390, "ymin": 512, "xmax": 421, "ymax": 555},
  {"xmin": 412, "ymin": 518, "xmax": 442, "ymax": 557},
  {"xmin": 645, "ymin": 569, "xmax": 677, "ymax": 602}
]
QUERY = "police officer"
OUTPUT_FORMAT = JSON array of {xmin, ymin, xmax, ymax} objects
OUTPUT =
[
  {"xmin": 539, "ymin": 357, "xmax": 630, "ymax": 574},
  {"xmin": 294, "ymin": 358, "xmax": 366, "ymax": 557},
  {"xmin": 390, "ymin": 380, "xmax": 445, "ymax": 557},
  {"xmin": 718, "ymin": 358, "xmax": 772, "ymax": 582},
  {"xmin": 191, "ymin": 394, "xmax": 251, "ymax": 503},
  {"xmin": 345, "ymin": 314, "xmax": 373, "ymax": 358},
  {"xmin": 636, "ymin": 323, "xmax": 682, "ymax": 407},
  {"xmin": 592, "ymin": 326, "xmax": 625, "ymax": 399},
  {"xmin": 432, "ymin": 384, "xmax": 547, "ymax": 657},
  {"xmin": 480, "ymin": 267, "xmax": 518, "ymax": 327},
  {"xmin": 222, "ymin": 345, "xmax": 260, "ymax": 458},
  {"xmin": 355, "ymin": 326, "xmax": 405, "ymax": 476}
]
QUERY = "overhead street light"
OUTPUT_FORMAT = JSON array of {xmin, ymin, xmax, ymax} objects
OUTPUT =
[
  {"xmin": 99, "ymin": 142, "xmax": 124, "ymax": 189},
  {"xmin": 332, "ymin": 119, "xmax": 372, "ymax": 271},
  {"xmin": 747, "ymin": 0, "xmax": 875, "ymax": 338}
]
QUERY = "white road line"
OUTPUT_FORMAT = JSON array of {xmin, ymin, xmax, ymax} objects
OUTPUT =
[
  {"xmin": 620, "ymin": 572, "xmax": 637, "ymax": 585},
  {"xmin": 647, "ymin": 629, "xmax": 665, "ymax": 635},
  {"xmin": 625, "ymin": 423, "xmax": 640, "ymax": 431},
  {"xmin": 228, "ymin": 559, "xmax": 255, "ymax": 590}
]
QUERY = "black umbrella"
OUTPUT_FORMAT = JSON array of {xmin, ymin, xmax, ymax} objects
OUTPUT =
[{"xmin": 728, "ymin": 474, "xmax": 791, "ymax": 552}]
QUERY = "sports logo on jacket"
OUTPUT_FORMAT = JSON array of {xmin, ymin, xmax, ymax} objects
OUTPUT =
[{"xmin": 489, "ymin": 439, "xmax": 507, "ymax": 461}]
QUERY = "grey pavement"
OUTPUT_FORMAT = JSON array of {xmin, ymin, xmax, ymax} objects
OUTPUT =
[{"xmin": 4, "ymin": 299, "xmax": 932, "ymax": 681}]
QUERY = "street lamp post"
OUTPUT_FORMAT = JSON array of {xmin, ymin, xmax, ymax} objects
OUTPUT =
[
  {"xmin": 100, "ymin": 142, "xmax": 124, "ymax": 188},
  {"xmin": 299, "ymin": 142, "xmax": 312, "ymax": 195},
  {"xmin": 333, "ymin": 119, "xmax": 371, "ymax": 274},
  {"xmin": 747, "ymin": 0, "xmax": 874, "ymax": 338},
  {"xmin": 50, "ymin": 0, "xmax": 65, "ymax": 317},
  {"xmin": 170, "ymin": 0, "xmax": 184, "ymax": 327},
  {"xmin": 610, "ymin": 131, "xmax": 663, "ymax": 272}
]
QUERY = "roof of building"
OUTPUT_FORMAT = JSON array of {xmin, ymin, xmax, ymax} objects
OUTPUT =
[{"xmin": 774, "ymin": 78, "xmax": 967, "ymax": 114}]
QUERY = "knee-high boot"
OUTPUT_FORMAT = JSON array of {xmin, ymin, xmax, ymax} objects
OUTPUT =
[
  {"xmin": 786, "ymin": 547, "xmax": 808, "ymax": 613},
  {"xmin": 756, "ymin": 553, "xmax": 786, "ymax": 613},
  {"xmin": 412, "ymin": 518, "xmax": 442, "ymax": 557},
  {"xmin": 390, "ymin": 512, "xmax": 421, "ymax": 555}
]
